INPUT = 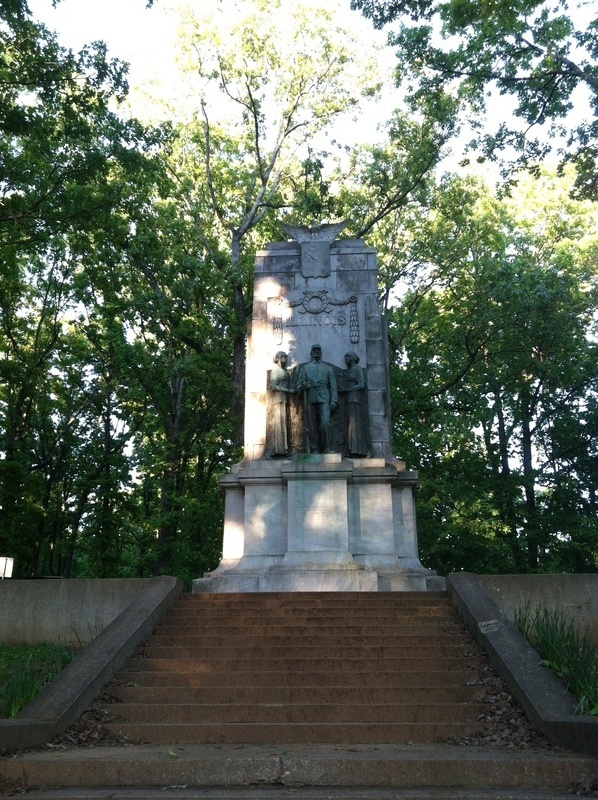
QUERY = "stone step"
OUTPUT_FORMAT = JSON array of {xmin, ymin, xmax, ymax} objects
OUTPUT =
[
  {"xmin": 166, "ymin": 608, "xmax": 459, "ymax": 620},
  {"xmin": 176, "ymin": 592, "xmax": 451, "ymax": 606},
  {"xmin": 113, "ymin": 668, "xmax": 485, "ymax": 687},
  {"xmin": 168, "ymin": 607, "xmax": 457, "ymax": 619},
  {"xmin": 107, "ymin": 701, "xmax": 487, "ymax": 725},
  {"xmin": 123, "ymin": 655, "xmax": 487, "ymax": 672},
  {"xmin": 147, "ymin": 631, "xmax": 474, "ymax": 646},
  {"xmin": 170, "ymin": 598, "xmax": 456, "ymax": 610},
  {"xmin": 166, "ymin": 610, "xmax": 463, "ymax": 630},
  {"xmin": 111, "ymin": 685, "xmax": 487, "ymax": 705},
  {"xmin": 2, "ymin": 591, "xmax": 592, "ymax": 800},
  {"xmin": 156, "ymin": 620, "xmax": 463, "ymax": 634},
  {"xmin": 137, "ymin": 641, "xmax": 478, "ymax": 659},
  {"xmin": 2, "ymin": 744, "xmax": 594, "ymax": 793},
  {"xmin": 101, "ymin": 592, "xmax": 501, "ymax": 751},
  {"xmin": 12, "ymin": 788, "xmax": 593, "ymax": 800},
  {"xmin": 105, "ymin": 720, "xmax": 496, "ymax": 744}
]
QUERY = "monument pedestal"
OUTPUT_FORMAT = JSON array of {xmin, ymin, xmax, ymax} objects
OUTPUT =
[
  {"xmin": 193, "ymin": 455, "xmax": 435, "ymax": 593},
  {"xmin": 193, "ymin": 229, "xmax": 438, "ymax": 593}
]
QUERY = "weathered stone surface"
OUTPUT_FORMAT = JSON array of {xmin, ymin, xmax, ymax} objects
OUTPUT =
[
  {"xmin": 195, "ymin": 228, "xmax": 433, "ymax": 592},
  {"xmin": 447, "ymin": 572, "xmax": 598, "ymax": 754}
]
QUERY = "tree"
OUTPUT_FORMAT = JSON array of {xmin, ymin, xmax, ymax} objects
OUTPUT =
[
  {"xmin": 113, "ymin": 187, "xmax": 240, "ymax": 579},
  {"xmin": 351, "ymin": 0, "xmax": 598, "ymax": 199},
  {"xmin": 6, "ymin": 0, "xmax": 451, "ymax": 580},
  {"xmin": 0, "ymin": 3, "xmax": 166, "ymax": 577},
  {"xmin": 335, "ymin": 88, "xmax": 459, "ymax": 238},
  {"xmin": 165, "ymin": 0, "xmax": 383, "ymax": 443},
  {"xmin": 385, "ymin": 169, "xmax": 598, "ymax": 574}
]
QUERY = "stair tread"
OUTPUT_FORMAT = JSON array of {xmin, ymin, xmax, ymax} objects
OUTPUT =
[
  {"xmin": 4, "ymin": 742, "xmax": 593, "ymax": 796},
  {"xmin": 113, "ymin": 672, "xmax": 485, "ymax": 688},
  {"xmin": 138, "ymin": 649, "xmax": 477, "ymax": 659},
  {"xmin": 124, "ymin": 657, "xmax": 486, "ymax": 671},
  {"xmin": 105, "ymin": 720, "xmax": 498, "ymax": 744},
  {"xmin": 100, "ymin": 592, "xmax": 508, "ymax": 747},
  {"xmin": 111, "ymin": 686, "xmax": 486, "ymax": 702}
]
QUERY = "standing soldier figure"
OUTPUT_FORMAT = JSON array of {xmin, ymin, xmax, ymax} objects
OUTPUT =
[{"xmin": 296, "ymin": 344, "xmax": 338, "ymax": 453}]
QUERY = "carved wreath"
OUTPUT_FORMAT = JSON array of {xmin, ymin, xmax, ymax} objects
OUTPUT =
[
  {"xmin": 270, "ymin": 291, "xmax": 359, "ymax": 344},
  {"xmin": 290, "ymin": 290, "xmax": 357, "ymax": 316}
]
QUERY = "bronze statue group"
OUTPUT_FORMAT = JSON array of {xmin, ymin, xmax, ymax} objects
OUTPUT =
[{"xmin": 268, "ymin": 344, "xmax": 368, "ymax": 458}]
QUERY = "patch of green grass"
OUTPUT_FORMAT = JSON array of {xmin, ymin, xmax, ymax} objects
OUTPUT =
[
  {"xmin": 515, "ymin": 602, "xmax": 598, "ymax": 716},
  {"xmin": 0, "ymin": 642, "xmax": 75, "ymax": 718}
]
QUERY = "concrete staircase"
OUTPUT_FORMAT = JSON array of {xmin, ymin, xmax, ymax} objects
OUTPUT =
[
  {"xmin": 104, "ymin": 591, "xmax": 494, "ymax": 745},
  {"xmin": 1, "ymin": 592, "xmax": 596, "ymax": 799}
]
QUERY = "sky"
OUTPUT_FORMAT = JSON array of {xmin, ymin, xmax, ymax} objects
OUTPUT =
[
  {"xmin": 28, "ymin": 0, "xmax": 179, "ymax": 73},
  {"xmin": 23, "ymin": 0, "xmax": 596, "ymax": 161},
  {"xmin": 26, "ymin": 0, "xmax": 397, "ymax": 132},
  {"xmin": 27, "ymin": 0, "xmax": 181, "ymax": 113}
]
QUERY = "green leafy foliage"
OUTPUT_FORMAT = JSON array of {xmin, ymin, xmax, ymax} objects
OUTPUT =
[
  {"xmin": 515, "ymin": 603, "xmax": 598, "ymax": 715},
  {"xmin": 0, "ymin": 642, "xmax": 74, "ymax": 718},
  {"xmin": 351, "ymin": 0, "xmax": 598, "ymax": 199},
  {"xmin": 0, "ymin": 5, "xmax": 233, "ymax": 581},
  {"xmin": 1, "ymin": 1, "xmax": 596, "ymax": 585},
  {"xmin": 170, "ymin": 0, "xmax": 385, "ymax": 442},
  {"xmin": 383, "ymin": 169, "xmax": 598, "ymax": 574}
]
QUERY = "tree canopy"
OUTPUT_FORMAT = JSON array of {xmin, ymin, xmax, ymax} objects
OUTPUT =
[
  {"xmin": 351, "ymin": 0, "xmax": 598, "ymax": 199},
  {"xmin": 384, "ymin": 169, "xmax": 598, "ymax": 573},
  {"xmin": 1, "ymin": 0, "xmax": 596, "ymax": 581}
]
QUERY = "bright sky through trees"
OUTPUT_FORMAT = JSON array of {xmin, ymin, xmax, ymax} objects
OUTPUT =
[
  {"xmin": 27, "ymin": 0, "xmax": 399, "ymax": 137},
  {"xmin": 28, "ymin": 0, "xmax": 179, "ymax": 80}
]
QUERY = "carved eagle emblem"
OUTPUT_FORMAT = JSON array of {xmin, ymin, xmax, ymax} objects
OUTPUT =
[{"xmin": 281, "ymin": 221, "xmax": 348, "ymax": 243}]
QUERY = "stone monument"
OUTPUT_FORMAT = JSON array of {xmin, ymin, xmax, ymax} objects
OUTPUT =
[{"xmin": 193, "ymin": 224, "xmax": 436, "ymax": 592}]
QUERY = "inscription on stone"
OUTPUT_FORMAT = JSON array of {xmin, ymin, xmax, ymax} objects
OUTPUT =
[{"xmin": 268, "ymin": 293, "xmax": 359, "ymax": 344}]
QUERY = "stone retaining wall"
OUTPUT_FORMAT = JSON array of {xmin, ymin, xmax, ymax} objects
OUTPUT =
[
  {"xmin": 0, "ymin": 578, "xmax": 162, "ymax": 646},
  {"xmin": 476, "ymin": 574, "xmax": 598, "ymax": 644}
]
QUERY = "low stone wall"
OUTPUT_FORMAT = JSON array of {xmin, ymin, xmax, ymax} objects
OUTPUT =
[
  {"xmin": 0, "ymin": 578, "xmax": 163, "ymax": 646},
  {"xmin": 448, "ymin": 572, "xmax": 598, "ymax": 754},
  {"xmin": 476, "ymin": 574, "xmax": 598, "ymax": 644},
  {"xmin": 0, "ymin": 576, "xmax": 182, "ymax": 753}
]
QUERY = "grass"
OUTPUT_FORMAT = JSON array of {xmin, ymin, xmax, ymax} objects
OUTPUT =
[
  {"xmin": 0, "ymin": 641, "xmax": 75, "ymax": 718},
  {"xmin": 514, "ymin": 602, "xmax": 598, "ymax": 716}
]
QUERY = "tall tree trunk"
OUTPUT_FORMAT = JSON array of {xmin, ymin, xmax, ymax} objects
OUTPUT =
[
  {"xmin": 155, "ymin": 371, "xmax": 186, "ymax": 575},
  {"xmin": 63, "ymin": 486, "xmax": 92, "ymax": 578},
  {"xmin": 489, "ymin": 390, "xmax": 525, "ymax": 570},
  {"xmin": 520, "ymin": 386, "xmax": 539, "ymax": 569},
  {"xmin": 230, "ymin": 233, "xmax": 247, "ymax": 449}
]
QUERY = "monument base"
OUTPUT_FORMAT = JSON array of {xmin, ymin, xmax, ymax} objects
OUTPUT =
[
  {"xmin": 193, "ymin": 455, "xmax": 438, "ymax": 593},
  {"xmin": 193, "ymin": 568, "xmax": 437, "ymax": 593}
]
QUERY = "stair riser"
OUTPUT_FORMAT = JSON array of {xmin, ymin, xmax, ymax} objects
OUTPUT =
[
  {"xmin": 7, "ymin": 791, "xmax": 590, "ymax": 800},
  {"xmin": 105, "ymin": 721, "xmax": 494, "ymax": 744},
  {"xmin": 147, "ymin": 633, "xmax": 473, "ymax": 647},
  {"xmin": 111, "ymin": 686, "xmax": 487, "ymax": 705},
  {"xmin": 5, "ymin": 751, "xmax": 594, "ymax": 791},
  {"xmin": 125, "ymin": 656, "xmax": 486, "ymax": 671},
  {"xmin": 154, "ymin": 623, "xmax": 463, "ymax": 636},
  {"xmin": 107, "ymin": 702, "xmax": 488, "ymax": 724},
  {"xmin": 168, "ymin": 610, "xmax": 457, "ymax": 620},
  {"xmin": 114, "ymin": 670, "xmax": 485, "ymax": 688},
  {"xmin": 168, "ymin": 609, "xmax": 457, "ymax": 621},
  {"xmin": 138, "ymin": 644, "xmax": 479, "ymax": 660},
  {"xmin": 177, "ymin": 592, "xmax": 450, "ymax": 604}
]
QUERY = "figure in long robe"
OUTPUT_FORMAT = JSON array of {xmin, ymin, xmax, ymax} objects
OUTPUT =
[
  {"xmin": 340, "ymin": 351, "xmax": 368, "ymax": 457},
  {"xmin": 268, "ymin": 351, "xmax": 293, "ymax": 456}
]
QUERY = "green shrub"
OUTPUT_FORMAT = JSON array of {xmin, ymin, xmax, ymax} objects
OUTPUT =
[
  {"xmin": 515, "ymin": 602, "xmax": 598, "ymax": 715},
  {"xmin": 0, "ymin": 642, "xmax": 75, "ymax": 718}
]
